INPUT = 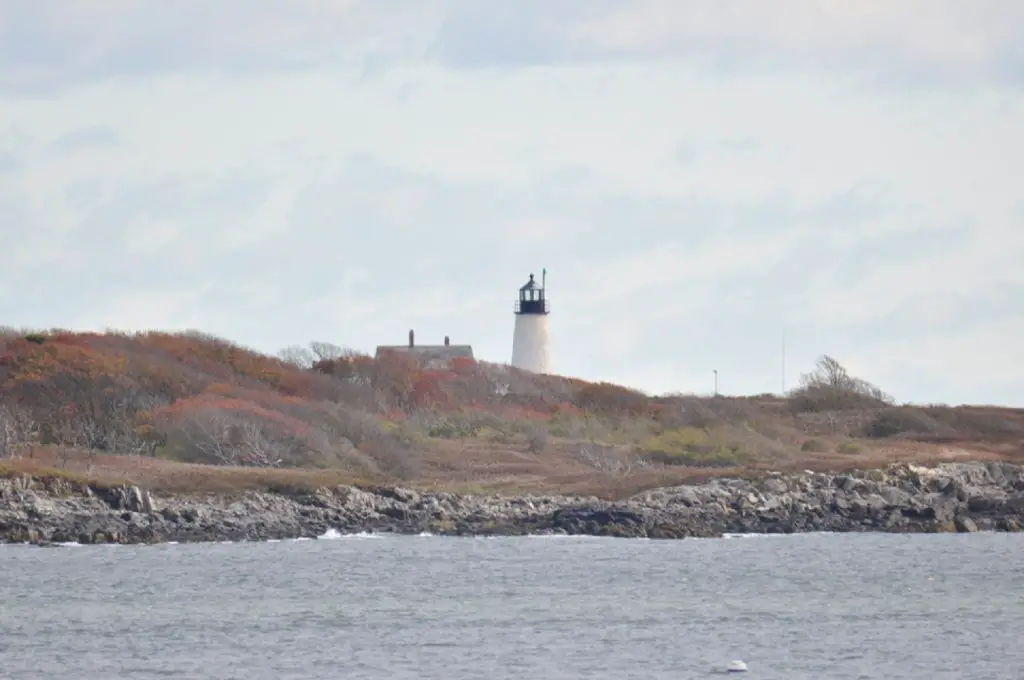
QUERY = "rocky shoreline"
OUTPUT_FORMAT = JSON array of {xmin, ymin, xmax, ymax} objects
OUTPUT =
[{"xmin": 1, "ymin": 462, "xmax": 1022, "ymax": 546}]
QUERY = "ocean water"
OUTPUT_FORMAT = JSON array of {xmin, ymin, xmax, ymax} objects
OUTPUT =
[{"xmin": 1, "ymin": 532, "xmax": 1022, "ymax": 680}]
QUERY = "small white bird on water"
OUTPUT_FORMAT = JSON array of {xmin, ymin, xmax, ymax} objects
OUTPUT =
[{"xmin": 726, "ymin": 660, "xmax": 748, "ymax": 673}]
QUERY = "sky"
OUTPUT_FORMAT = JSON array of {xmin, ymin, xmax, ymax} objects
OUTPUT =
[{"xmin": 1, "ymin": 1, "xmax": 1023, "ymax": 405}]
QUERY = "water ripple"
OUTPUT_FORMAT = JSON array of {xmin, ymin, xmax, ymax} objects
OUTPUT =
[{"xmin": 1, "ymin": 533, "xmax": 1022, "ymax": 679}]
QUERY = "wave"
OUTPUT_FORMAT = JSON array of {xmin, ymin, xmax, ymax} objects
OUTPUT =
[
  {"xmin": 317, "ymin": 529, "xmax": 382, "ymax": 540},
  {"xmin": 721, "ymin": 531, "xmax": 837, "ymax": 539}
]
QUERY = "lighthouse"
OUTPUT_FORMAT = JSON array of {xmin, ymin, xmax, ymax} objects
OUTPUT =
[{"xmin": 511, "ymin": 270, "xmax": 551, "ymax": 374}]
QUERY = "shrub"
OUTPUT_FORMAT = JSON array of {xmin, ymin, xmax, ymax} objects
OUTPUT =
[
  {"xmin": 641, "ymin": 447, "xmax": 743, "ymax": 468},
  {"xmin": 920, "ymin": 407, "xmax": 1024, "ymax": 439},
  {"xmin": 526, "ymin": 427, "xmax": 548, "ymax": 453},
  {"xmin": 548, "ymin": 411, "xmax": 610, "ymax": 440},
  {"xmin": 573, "ymin": 381, "xmax": 652, "ymax": 417},
  {"xmin": 836, "ymin": 442, "xmax": 861, "ymax": 455},
  {"xmin": 639, "ymin": 427, "xmax": 705, "ymax": 454},
  {"xmin": 788, "ymin": 355, "xmax": 892, "ymax": 413},
  {"xmin": 638, "ymin": 427, "xmax": 744, "ymax": 468},
  {"xmin": 864, "ymin": 408, "xmax": 952, "ymax": 439},
  {"xmin": 800, "ymin": 438, "xmax": 829, "ymax": 453},
  {"xmin": 653, "ymin": 395, "xmax": 756, "ymax": 429}
]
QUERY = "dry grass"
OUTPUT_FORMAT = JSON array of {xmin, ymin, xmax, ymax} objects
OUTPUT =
[
  {"xmin": 1, "ymin": 448, "xmax": 375, "ymax": 496},
  {"xmin": 3, "ymin": 433, "xmax": 1021, "ymax": 501}
]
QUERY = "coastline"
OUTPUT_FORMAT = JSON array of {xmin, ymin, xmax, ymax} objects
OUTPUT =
[{"xmin": 2, "ymin": 461, "xmax": 1022, "ymax": 546}]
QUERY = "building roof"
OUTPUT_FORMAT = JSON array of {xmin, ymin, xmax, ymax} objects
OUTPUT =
[
  {"xmin": 519, "ymin": 273, "xmax": 542, "ymax": 292},
  {"xmin": 374, "ymin": 344, "xmax": 475, "ymax": 361}
]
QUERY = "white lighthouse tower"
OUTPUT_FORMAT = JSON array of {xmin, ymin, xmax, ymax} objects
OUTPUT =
[{"xmin": 511, "ymin": 271, "xmax": 551, "ymax": 374}]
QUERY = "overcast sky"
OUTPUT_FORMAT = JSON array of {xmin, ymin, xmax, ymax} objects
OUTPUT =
[{"xmin": 1, "ymin": 1, "xmax": 1022, "ymax": 404}]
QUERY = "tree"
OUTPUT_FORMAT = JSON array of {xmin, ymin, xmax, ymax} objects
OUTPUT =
[
  {"xmin": 789, "ymin": 355, "xmax": 892, "ymax": 412},
  {"xmin": 309, "ymin": 341, "xmax": 345, "ymax": 362},
  {"xmin": 170, "ymin": 408, "xmax": 238, "ymax": 464},
  {"xmin": 0, "ymin": 404, "xmax": 39, "ymax": 459},
  {"xmin": 151, "ymin": 396, "xmax": 334, "ymax": 467},
  {"xmin": 278, "ymin": 345, "xmax": 315, "ymax": 369}
]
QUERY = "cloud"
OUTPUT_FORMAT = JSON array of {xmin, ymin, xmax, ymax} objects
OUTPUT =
[
  {"xmin": 563, "ymin": 1, "xmax": 1024, "ymax": 86},
  {"xmin": 848, "ymin": 316, "xmax": 1024, "ymax": 407},
  {"xmin": 4, "ymin": 1, "xmax": 1022, "ymax": 94},
  {"xmin": 430, "ymin": 0, "xmax": 613, "ymax": 69},
  {"xmin": 75, "ymin": 286, "xmax": 217, "ymax": 334},
  {"xmin": 0, "ymin": 6, "xmax": 1022, "ymax": 404},
  {"xmin": 50, "ymin": 125, "xmax": 120, "ymax": 152},
  {"xmin": 424, "ymin": 1, "xmax": 1024, "ymax": 88},
  {"xmin": 0, "ymin": 0, "xmax": 438, "ymax": 93},
  {"xmin": 0, "ymin": 150, "xmax": 19, "ymax": 174}
]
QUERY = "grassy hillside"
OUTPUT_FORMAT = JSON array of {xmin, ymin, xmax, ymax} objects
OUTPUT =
[{"xmin": 1, "ymin": 328, "xmax": 1022, "ymax": 498}]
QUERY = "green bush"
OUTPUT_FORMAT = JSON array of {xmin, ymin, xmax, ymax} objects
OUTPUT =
[
  {"xmin": 800, "ymin": 438, "xmax": 829, "ymax": 453},
  {"xmin": 638, "ymin": 427, "xmax": 744, "ymax": 468}
]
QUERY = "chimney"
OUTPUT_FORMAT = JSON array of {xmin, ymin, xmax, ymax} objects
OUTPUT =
[
  {"xmin": 444, "ymin": 335, "xmax": 450, "ymax": 346},
  {"xmin": 408, "ymin": 329, "xmax": 414, "ymax": 348}
]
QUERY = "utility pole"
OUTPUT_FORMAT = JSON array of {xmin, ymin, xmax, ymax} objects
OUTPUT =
[{"xmin": 713, "ymin": 369, "xmax": 718, "ymax": 397}]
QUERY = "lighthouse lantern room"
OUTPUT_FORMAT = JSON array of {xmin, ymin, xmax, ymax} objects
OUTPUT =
[{"xmin": 511, "ymin": 271, "xmax": 551, "ymax": 374}]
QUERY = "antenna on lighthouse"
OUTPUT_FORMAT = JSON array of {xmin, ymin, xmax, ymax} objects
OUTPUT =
[{"xmin": 510, "ymin": 271, "xmax": 552, "ymax": 374}]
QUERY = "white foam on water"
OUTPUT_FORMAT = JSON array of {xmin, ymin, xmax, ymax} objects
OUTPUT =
[
  {"xmin": 524, "ymin": 533, "xmax": 577, "ymax": 539},
  {"xmin": 723, "ymin": 533, "xmax": 778, "ymax": 539},
  {"xmin": 525, "ymin": 533, "xmax": 649, "ymax": 540},
  {"xmin": 721, "ymin": 531, "xmax": 836, "ymax": 539},
  {"xmin": 317, "ymin": 528, "xmax": 381, "ymax": 540}
]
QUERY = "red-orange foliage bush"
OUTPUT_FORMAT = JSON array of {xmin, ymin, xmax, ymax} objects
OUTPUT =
[
  {"xmin": 0, "ymin": 329, "xmax": 719, "ymax": 470},
  {"xmin": 2, "ymin": 327, "xmax": 1019, "ymax": 483},
  {"xmin": 572, "ymin": 381, "xmax": 654, "ymax": 418},
  {"xmin": 410, "ymin": 369, "xmax": 453, "ymax": 409}
]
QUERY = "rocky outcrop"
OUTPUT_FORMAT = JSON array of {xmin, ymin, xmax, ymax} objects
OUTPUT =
[{"xmin": 1, "ymin": 462, "xmax": 1022, "ymax": 545}]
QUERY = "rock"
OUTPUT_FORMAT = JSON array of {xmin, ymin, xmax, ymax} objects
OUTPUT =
[
  {"xmin": 128, "ymin": 486, "xmax": 153, "ymax": 513},
  {"xmin": 926, "ymin": 494, "xmax": 959, "ymax": 523},
  {"xmin": 835, "ymin": 476, "xmax": 859, "ymax": 493},
  {"xmin": 1, "ymin": 462, "xmax": 1022, "ymax": 544},
  {"xmin": 878, "ymin": 486, "xmax": 910, "ymax": 507},
  {"xmin": 760, "ymin": 478, "xmax": 789, "ymax": 495},
  {"xmin": 955, "ymin": 516, "xmax": 979, "ymax": 533},
  {"xmin": 1000, "ymin": 517, "xmax": 1022, "ymax": 532},
  {"xmin": 967, "ymin": 494, "xmax": 1005, "ymax": 513},
  {"xmin": 674, "ymin": 487, "xmax": 700, "ymax": 507}
]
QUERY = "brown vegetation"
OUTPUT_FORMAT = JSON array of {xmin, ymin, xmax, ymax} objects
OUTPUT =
[{"xmin": 1, "ymin": 329, "xmax": 1021, "ymax": 499}]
